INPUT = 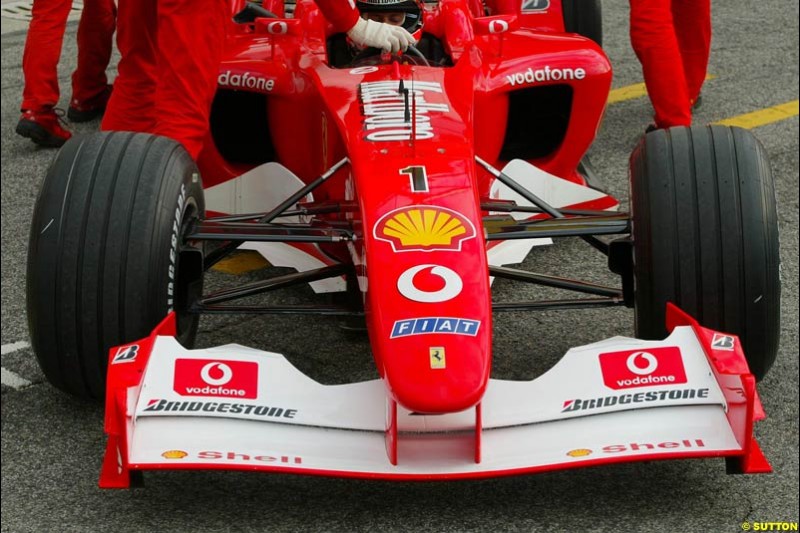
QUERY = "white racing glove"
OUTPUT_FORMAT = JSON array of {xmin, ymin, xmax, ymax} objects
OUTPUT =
[{"xmin": 347, "ymin": 17, "xmax": 416, "ymax": 54}]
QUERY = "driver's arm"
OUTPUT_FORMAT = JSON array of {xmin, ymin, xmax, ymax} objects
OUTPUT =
[
  {"xmin": 316, "ymin": 0, "xmax": 416, "ymax": 53},
  {"xmin": 316, "ymin": 0, "xmax": 360, "ymax": 33}
]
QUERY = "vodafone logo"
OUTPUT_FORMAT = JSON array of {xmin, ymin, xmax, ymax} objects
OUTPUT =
[
  {"xmin": 217, "ymin": 71, "xmax": 275, "ymax": 92},
  {"xmin": 201, "ymin": 362, "xmax": 233, "ymax": 386},
  {"xmin": 266, "ymin": 21, "xmax": 288, "ymax": 34},
  {"xmin": 489, "ymin": 20, "xmax": 509, "ymax": 33},
  {"xmin": 599, "ymin": 347, "xmax": 687, "ymax": 390},
  {"xmin": 397, "ymin": 264, "xmax": 462, "ymax": 303},
  {"xmin": 626, "ymin": 352, "xmax": 658, "ymax": 375},
  {"xmin": 174, "ymin": 359, "xmax": 258, "ymax": 399}
]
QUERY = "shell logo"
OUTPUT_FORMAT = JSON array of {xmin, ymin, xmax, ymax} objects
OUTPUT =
[
  {"xmin": 566, "ymin": 448, "xmax": 593, "ymax": 458},
  {"xmin": 374, "ymin": 206, "xmax": 476, "ymax": 252},
  {"xmin": 162, "ymin": 450, "xmax": 188, "ymax": 460}
]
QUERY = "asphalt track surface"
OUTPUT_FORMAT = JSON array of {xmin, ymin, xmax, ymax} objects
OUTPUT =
[{"xmin": 1, "ymin": 2, "xmax": 798, "ymax": 532}]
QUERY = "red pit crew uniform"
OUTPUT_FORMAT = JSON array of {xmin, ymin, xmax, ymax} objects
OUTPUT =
[
  {"xmin": 629, "ymin": 0, "xmax": 711, "ymax": 128},
  {"xmin": 101, "ymin": 0, "xmax": 227, "ymax": 160},
  {"xmin": 21, "ymin": 0, "xmax": 115, "ymax": 112},
  {"xmin": 102, "ymin": 0, "xmax": 360, "ymax": 161}
]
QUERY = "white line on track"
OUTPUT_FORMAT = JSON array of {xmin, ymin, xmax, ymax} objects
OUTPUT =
[
  {"xmin": 1, "ymin": 367, "xmax": 31, "ymax": 389},
  {"xmin": 1, "ymin": 341, "xmax": 33, "ymax": 389},
  {"xmin": 1, "ymin": 341, "xmax": 30, "ymax": 355}
]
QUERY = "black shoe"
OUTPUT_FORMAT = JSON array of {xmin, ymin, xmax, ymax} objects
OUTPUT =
[
  {"xmin": 645, "ymin": 123, "xmax": 658, "ymax": 134},
  {"xmin": 67, "ymin": 106, "xmax": 104, "ymax": 123},
  {"xmin": 15, "ymin": 108, "xmax": 71, "ymax": 148},
  {"xmin": 67, "ymin": 85, "xmax": 112, "ymax": 123},
  {"xmin": 692, "ymin": 93, "xmax": 703, "ymax": 111}
]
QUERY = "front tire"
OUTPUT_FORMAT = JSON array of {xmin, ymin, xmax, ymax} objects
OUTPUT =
[
  {"xmin": 27, "ymin": 132, "xmax": 205, "ymax": 399},
  {"xmin": 630, "ymin": 125, "xmax": 780, "ymax": 380},
  {"xmin": 562, "ymin": 0, "xmax": 602, "ymax": 46}
]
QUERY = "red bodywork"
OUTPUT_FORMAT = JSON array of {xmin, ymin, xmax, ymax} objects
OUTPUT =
[
  {"xmin": 197, "ymin": 0, "xmax": 610, "ymax": 414},
  {"xmin": 98, "ymin": 1, "xmax": 771, "ymax": 487}
]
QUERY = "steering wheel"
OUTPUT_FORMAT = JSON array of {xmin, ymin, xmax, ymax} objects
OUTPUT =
[{"xmin": 350, "ymin": 45, "xmax": 431, "ymax": 67}]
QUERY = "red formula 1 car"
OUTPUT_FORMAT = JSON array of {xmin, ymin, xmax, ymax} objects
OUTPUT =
[{"xmin": 26, "ymin": 0, "xmax": 780, "ymax": 487}]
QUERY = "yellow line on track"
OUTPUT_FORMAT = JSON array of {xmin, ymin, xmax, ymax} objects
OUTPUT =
[
  {"xmin": 714, "ymin": 100, "xmax": 799, "ymax": 129},
  {"xmin": 608, "ymin": 75, "xmax": 716, "ymax": 105},
  {"xmin": 607, "ymin": 81, "xmax": 649, "ymax": 104},
  {"xmin": 212, "ymin": 251, "xmax": 270, "ymax": 275}
]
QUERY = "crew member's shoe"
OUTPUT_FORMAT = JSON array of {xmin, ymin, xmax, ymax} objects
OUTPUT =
[
  {"xmin": 691, "ymin": 93, "xmax": 703, "ymax": 111},
  {"xmin": 15, "ymin": 108, "xmax": 71, "ymax": 148},
  {"xmin": 67, "ymin": 84, "xmax": 112, "ymax": 122}
]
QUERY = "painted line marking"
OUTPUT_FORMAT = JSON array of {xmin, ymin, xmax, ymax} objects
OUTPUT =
[
  {"xmin": 607, "ymin": 81, "xmax": 649, "ymax": 105},
  {"xmin": 714, "ymin": 100, "xmax": 799, "ymax": 129},
  {"xmin": 1, "ymin": 367, "xmax": 31, "ymax": 389},
  {"xmin": 2, "ymin": 341, "xmax": 33, "ymax": 389},
  {"xmin": 1, "ymin": 341, "xmax": 30, "ymax": 355},
  {"xmin": 211, "ymin": 250, "xmax": 270, "ymax": 275},
  {"xmin": 608, "ymin": 75, "xmax": 715, "ymax": 105}
]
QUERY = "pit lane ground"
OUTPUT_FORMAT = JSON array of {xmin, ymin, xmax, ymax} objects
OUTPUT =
[{"xmin": 2, "ymin": 2, "xmax": 798, "ymax": 532}]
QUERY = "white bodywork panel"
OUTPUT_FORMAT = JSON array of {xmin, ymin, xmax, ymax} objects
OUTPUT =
[
  {"xmin": 127, "ymin": 327, "xmax": 739, "ymax": 476},
  {"xmin": 204, "ymin": 162, "xmax": 345, "ymax": 292}
]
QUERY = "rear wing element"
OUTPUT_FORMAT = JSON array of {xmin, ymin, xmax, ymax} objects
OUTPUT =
[{"xmin": 100, "ymin": 304, "xmax": 769, "ymax": 488}]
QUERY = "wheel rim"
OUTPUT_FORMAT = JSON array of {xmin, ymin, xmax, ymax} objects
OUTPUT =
[{"xmin": 174, "ymin": 200, "xmax": 204, "ymax": 345}]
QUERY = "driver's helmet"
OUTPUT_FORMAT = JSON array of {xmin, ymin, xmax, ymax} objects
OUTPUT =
[{"xmin": 355, "ymin": 0, "xmax": 424, "ymax": 40}]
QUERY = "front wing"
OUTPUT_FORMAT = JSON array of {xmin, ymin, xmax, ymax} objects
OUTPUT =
[{"xmin": 100, "ymin": 305, "xmax": 769, "ymax": 487}]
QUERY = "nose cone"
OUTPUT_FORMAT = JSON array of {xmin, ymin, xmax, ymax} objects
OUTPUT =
[
  {"xmin": 367, "ymin": 256, "xmax": 492, "ymax": 414},
  {"xmin": 361, "ymin": 196, "xmax": 492, "ymax": 414},
  {"xmin": 381, "ymin": 334, "xmax": 491, "ymax": 413}
]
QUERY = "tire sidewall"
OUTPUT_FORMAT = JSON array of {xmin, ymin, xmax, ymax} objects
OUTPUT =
[{"xmin": 148, "ymin": 151, "xmax": 204, "ymax": 341}]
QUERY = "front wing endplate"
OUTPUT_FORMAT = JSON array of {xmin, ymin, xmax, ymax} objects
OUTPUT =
[{"xmin": 99, "ymin": 304, "xmax": 769, "ymax": 487}]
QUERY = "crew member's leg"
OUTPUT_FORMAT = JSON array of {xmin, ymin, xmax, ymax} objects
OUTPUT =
[
  {"xmin": 101, "ymin": 0, "xmax": 158, "ymax": 133},
  {"xmin": 20, "ymin": 0, "xmax": 72, "ymax": 111},
  {"xmin": 69, "ymin": 0, "xmax": 116, "ymax": 121},
  {"xmin": 629, "ymin": 0, "xmax": 691, "ymax": 128},
  {"xmin": 17, "ymin": 0, "xmax": 73, "ymax": 146},
  {"xmin": 672, "ymin": 0, "xmax": 711, "ymax": 105},
  {"xmin": 153, "ymin": 0, "xmax": 227, "ymax": 160}
]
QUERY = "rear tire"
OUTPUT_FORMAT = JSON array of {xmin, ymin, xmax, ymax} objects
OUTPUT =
[
  {"xmin": 562, "ymin": 0, "xmax": 602, "ymax": 46},
  {"xmin": 26, "ymin": 132, "xmax": 205, "ymax": 399},
  {"xmin": 630, "ymin": 125, "xmax": 780, "ymax": 380}
]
